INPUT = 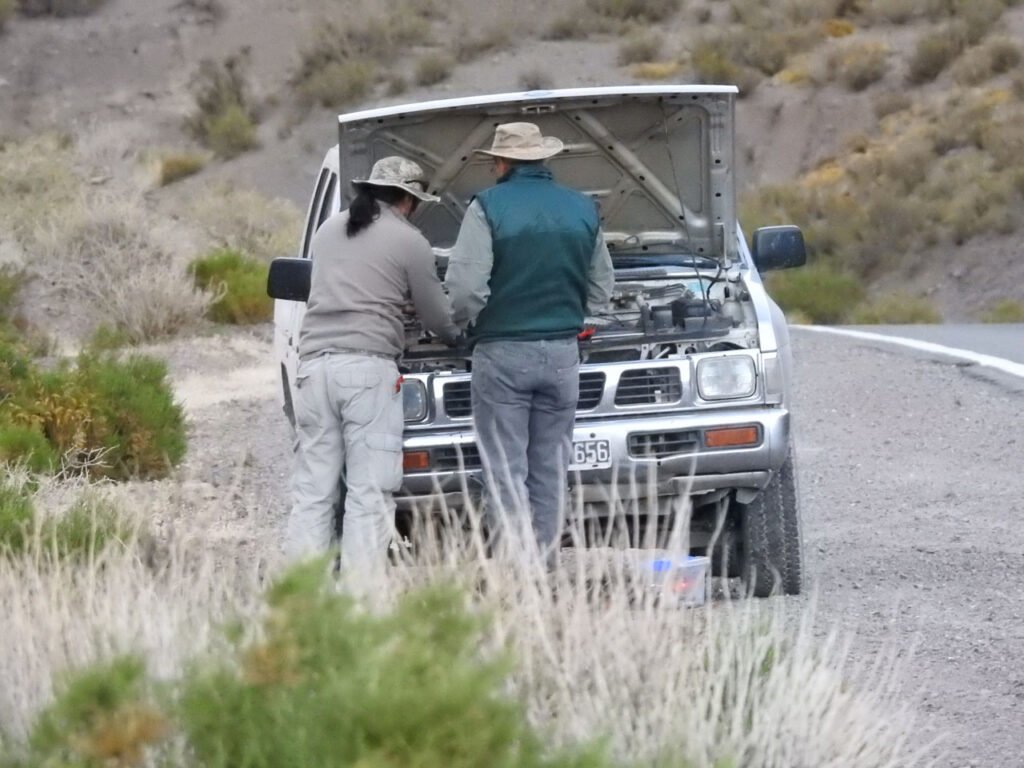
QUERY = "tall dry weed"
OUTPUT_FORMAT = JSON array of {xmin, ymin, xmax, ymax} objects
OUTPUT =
[
  {"xmin": 33, "ymin": 194, "xmax": 212, "ymax": 343},
  {"xmin": 190, "ymin": 185, "xmax": 303, "ymax": 262}
]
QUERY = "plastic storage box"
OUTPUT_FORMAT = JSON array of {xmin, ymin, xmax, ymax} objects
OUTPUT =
[{"xmin": 637, "ymin": 552, "xmax": 710, "ymax": 606}]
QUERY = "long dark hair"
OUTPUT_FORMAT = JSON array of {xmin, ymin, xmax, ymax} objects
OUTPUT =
[{"xmin": 346, "ymin": 185, "xmax": 416, "ymax": 238}]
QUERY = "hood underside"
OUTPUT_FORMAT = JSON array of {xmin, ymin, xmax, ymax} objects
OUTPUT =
[{"xmin": 338, "ymin": 86, "xmax": 738, "ymax": 262}]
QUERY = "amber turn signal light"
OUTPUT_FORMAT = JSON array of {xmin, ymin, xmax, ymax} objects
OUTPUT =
[
  {"xmin": 704, "ymin": 426, "xmax": 760, "ymax": 448},
  {"xmin": 403, "ymin": 451, "xmax": 431, "ymax": 470}
]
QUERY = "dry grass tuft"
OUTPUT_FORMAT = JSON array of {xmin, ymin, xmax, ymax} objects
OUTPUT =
[
  {"xmin": 951, "ymin": 37, "xmax": 1021, "ymax": 85},
  {"xmin": 586, "ymin": 0, "xmax": 679, "ymax": 22},
  {"xmin": 617, "ymin": 29, "xmax": 663, "ymax": 66},
  {"xmin": 828, "ymin": 39, "xmax": 890, "ymax": 90},
  {"xmin": 906, "ymin": 26, "xmax": 966, "ymax": 84},
  {"xmin": 415, "ymin": 52, "xmax": 454, "ymax": 86},
  {"xmin": 822, "ymin": 17, "xmax": 855, "ymax": 37},
  {"xmin": 34, "ymin": 194, "xmax": 212, "ymax": 343},
  {"xmin": 190, "ymin": 184, "xmax": 302, "ymax": 262},
  {"xmin": 155, "ymin": 151, "xmax": 207, "ymax": 187},
  {"xmin": 0, "ymin": 484, "xmax": 933, "ymax": 765},
  {"xmin": 631, "ymin": 60, "xmax": 682, "ymax": 80},
  {"xmin": 185, "ymin": 54, "xmax": 259, "ymax": 159}
]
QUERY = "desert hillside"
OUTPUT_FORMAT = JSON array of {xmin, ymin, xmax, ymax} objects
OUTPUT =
[{"xmin": 2, "ymin": 0, "xmax": 1023, "ymax": 328}]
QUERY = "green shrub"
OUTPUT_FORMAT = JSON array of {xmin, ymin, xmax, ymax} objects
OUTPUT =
[
  {"xmin": 765, "ymin": 264, "xmax": 865, "ymax": 324},
  {"xmin": 906, "ymin": 26, "xmax": 965, "ymax": 84},
  {"xmin": 0, "ymin": 425, "xmax": 58, "ymax": 474},
  {"xmin": 190, "ymin": 248, "xmax": 272, "ymax": 324},
  {"xmin": 415, "ymin": 52, "xmax": 453, "ymax": 86},
  {"xmin": 297, "ymin": 59, "xmax": 375, "ymax": 109},
  {"xmin": 157, "ymin": 151, "xmax": 206, "ymax": 186},
  {"xmin": 586, "ymin": 0, "xmax": 679, "ymax": 22},
  {"xmin": 10, "ymin": 655, "xmax": 166, "ymax": 768},
  {"xmin": 828, "ymin": 40, "xmax": 890, "ymax": 90},
  {"xmin": 980, "ymin": 298, "xmax": 1024, "ymax": 323},
  {"xmin": 849, "ymin": 292, "xmax": 942, "ymax": 324},
  {"xmin": 617, "ymin": 30, "xmax": 663, "ymax": 65},
  {"xmin": 0, "ymin": 478, "xmax": 33, "ymax": 553},
  {"xmin": 178, "ymin": 563, "xmax": 607, "ymax": 768},
  {"xmin": 0, "ymin": 349, "xmax": 186, "ymax": 480},
  {"xmin": 186, "ymin": 55, "xmax": 259, "ymax": 158}
]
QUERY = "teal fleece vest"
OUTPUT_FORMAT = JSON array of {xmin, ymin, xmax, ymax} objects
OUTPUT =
[{"xmin": 472, "ymin": 164, "xmax": 599, "ymax": 343}]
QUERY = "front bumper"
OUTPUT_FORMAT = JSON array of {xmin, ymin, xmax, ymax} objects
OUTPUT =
[{"xmin": 396, "ymin": 406, "xmax": 789, "ymax": 512}]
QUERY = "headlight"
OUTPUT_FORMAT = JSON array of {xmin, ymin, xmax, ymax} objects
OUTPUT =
[
  {"xmin": 401, "ymin": 379, "xmax": 428, "ymax": 422},
  {"xmin": 697, "ymin": 356, "xmax": 756, "ymax": 400}
]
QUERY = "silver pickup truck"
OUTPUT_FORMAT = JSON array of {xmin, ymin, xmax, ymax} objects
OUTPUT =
[{"xmin": 269, "ymin": 86, "xmax": 807, "ymax": 596}]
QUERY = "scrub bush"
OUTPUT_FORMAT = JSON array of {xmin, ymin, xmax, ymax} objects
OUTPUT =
[
  {"xmin": 906, "ymin": 26, "xmax": 965, "ymax": 84},
  {"xmin": 415, "ymin": 52, "xmax": 454, "ymax": 86},
  {"xmin": 178, "ymin": 563, "xmax": 607, "ymax": 768},
  {"xmin": 186, "ymin": 55, "xmax": 259, "ymax": 158},
  {"xmin": 617, "ymin": 30, "xmax": 663, "ymax": 65},
  {"xmin": 951, "ymin": 37, "xmax": 1021, "ymax": 85},
  {"xmin": 0, "ymin": 349, "xmax": 186, "ymax": 480},
  {"xmin": 828, "ymin": 40, "xmax": 890, "ymax": 90},
  {"xmin": 452, "ymin": 25, "xmax": 511, "ymax": 63},
  {"xmin": 586, "ymin": 0, "xmax": 679, "ymax": 22},
  {"xmin": 190, "ymin": 185, "xmax": 303, "ymax": 262},
  {"xmin": 765, "ymin": 264, "xmax": 865, "ymax": 324},
  {"xmin": 297, "ymin": 59, "xmax": 375, "ymax": 109},
  {"xmin": 17, "ymin": 0, "xmax": 107, "ymax": 15},
  {"xmin": 156, "ymin": 151, "xmax": 206, "ymax": 186},
  {"xmin": 849, "ymin": 293, "xmax": 942, "ymax": 324},
  {"xmin": 189, "ymin": 248, "xmax": 272, "ymax": 324},
  {"xmin": 980, "ymin": 299, "xmax": 1024, "ymax": 323},
  {"xmin": 4, "ymin": 655, "xmax": 166, "ymax": 768}
]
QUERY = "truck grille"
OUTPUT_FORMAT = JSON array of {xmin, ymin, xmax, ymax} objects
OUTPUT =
[
  {"xmin": 628, "ymin": 430, "xmax": 700, "ymax": 459},
  {"xmin": 441, "ymin": 371, "xmax": 606, "ymax": 419},
  {"xmin": 614, "ymin": 368, "xmax": 682, "ymax": 406},
  {"xmin": 433, "ymin": 444, "xmax": 482, "ymax": 470}
]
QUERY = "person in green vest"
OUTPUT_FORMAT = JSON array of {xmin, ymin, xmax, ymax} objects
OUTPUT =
[{"xmin": 445, "ymin": 122, "xmax": 614, "ymax": 568}]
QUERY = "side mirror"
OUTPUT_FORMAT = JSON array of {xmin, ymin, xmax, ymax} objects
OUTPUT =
[
  {"xmin": 751, "ymin": 226, "xmax": 807, "ymax": 272},
  {"xmin": 267, "ymin": 257, "xmax": 311, "ymax": 302}
]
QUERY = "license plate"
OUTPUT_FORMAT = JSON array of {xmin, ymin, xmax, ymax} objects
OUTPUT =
[{"xmin": 570, "ymin": 439, "xmax": 612, "ymax": 470}]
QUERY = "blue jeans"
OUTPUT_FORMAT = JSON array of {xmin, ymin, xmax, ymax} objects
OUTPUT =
[{"xmin": 471, "ymin": 338, "xmax": 579, "ymax": 565}]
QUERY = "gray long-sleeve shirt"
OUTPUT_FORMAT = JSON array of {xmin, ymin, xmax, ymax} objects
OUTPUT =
[
  {"xmin": 298, "ymin": 204, "xmax": 458, "ymax": 360},
  {"xmin": 445, "ymin": 200, "xmax": 615, "ymax": 329}
]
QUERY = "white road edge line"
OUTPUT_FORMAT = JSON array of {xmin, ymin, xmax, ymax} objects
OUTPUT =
[{"xmin": 794, "ymin": 325, "xmax": 1024, "ymax": 380}]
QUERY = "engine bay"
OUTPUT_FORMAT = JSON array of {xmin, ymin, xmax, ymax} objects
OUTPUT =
[{"xmin": 402, "ymin": 263, "xmax": 759, "ymax": 374}]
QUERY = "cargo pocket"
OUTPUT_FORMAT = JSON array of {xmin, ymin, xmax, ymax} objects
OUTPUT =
[{"xmin": 366, "ymin": 431, "xmax": 403, "ymax": 491}]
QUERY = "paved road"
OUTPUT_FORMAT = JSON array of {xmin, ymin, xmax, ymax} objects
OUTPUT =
[{"xmin": 845, "ymin": 324, "xmax": 1024, "ymax": 366}]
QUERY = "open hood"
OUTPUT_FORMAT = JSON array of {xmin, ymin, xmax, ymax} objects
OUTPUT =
[{"xmin": 338, "ymin": 86, "xmax": 738, "ymax": 262}]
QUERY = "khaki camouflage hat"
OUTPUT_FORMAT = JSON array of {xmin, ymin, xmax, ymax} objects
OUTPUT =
[
  {"xmin": 474, "ymin": 122, "xmax": 564, "ymax": 161},
  {"xmin": 351, "ymin": 156, "xmax": 439, "ymax": 203}
]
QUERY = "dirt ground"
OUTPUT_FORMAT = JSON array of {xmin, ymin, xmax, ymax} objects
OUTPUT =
[{"xmin": 148, "ymin": 323, "xmax": 1024, "ymax": 767}]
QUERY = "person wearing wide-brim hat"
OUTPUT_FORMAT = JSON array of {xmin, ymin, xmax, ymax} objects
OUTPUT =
[
  {"xmin": 285, "ymin": 156, "xmax": 459, "ymax": 580},
  {"xmin": 445, "ymin": 122, "xmax": 615, "ymax": 568}
]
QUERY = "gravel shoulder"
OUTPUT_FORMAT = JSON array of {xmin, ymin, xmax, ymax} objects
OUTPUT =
[
  {"xmin": 158, "ymin": 325, "xmax": 1024, "ymax": 766},
  {"xmin": 790, "ymin": 330, "xmax": 1024, "ymax": 768}
]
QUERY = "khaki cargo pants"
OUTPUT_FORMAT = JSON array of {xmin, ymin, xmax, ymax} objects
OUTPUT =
[{"xmin": 284, "ymin": 353, "xmax": 404, "ymax": 576}]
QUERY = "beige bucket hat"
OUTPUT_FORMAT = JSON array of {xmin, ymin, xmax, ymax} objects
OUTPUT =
[
  {"xmin": 474, "ymin": 122, "xmax": 564, "ymax": 161},
  {"xmin": 351, "ymin": 156, "xmax": 439, "ymax": 202}
]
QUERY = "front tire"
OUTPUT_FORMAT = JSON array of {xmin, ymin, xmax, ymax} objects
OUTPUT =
[{"xmin": 739, "ymin": 445, "xmax": 803, "ymax": 597}]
